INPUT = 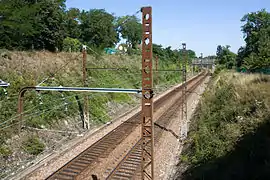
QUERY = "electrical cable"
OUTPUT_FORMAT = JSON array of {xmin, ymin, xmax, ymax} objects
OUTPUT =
[
  {"xmin": 0, "ymin": 95, "xmax": 86, "ymax": 130},
  {"xmin": 0, "ymin": 93, "xmax": 79, "ymax": 128},
  {"xmin": 37, "ymin": 53, "xmax": 81, "ymax": 86},
  {"xmin": 0, "ymin": 92, "xmax": 115, "ymax": 130}
]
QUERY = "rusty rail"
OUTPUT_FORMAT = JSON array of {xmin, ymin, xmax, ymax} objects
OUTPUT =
[
  {"xmin": 106, "ymin": 72, "xmax": 208, "ymax": 180},
  {"xmin": 45, "ymin": 72, "xmax": 205, "ymax": 180}
]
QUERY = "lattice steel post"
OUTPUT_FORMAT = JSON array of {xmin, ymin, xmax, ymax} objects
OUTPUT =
[
  {"xmin": 82, "ymin": 46, "xmax": 89, "ymax": 129},
  {"xmin": 181, "ymin": 43, "xmax": 188, "ymax": 139},
  {"xmin": 155, "ymin": 56, "xmax": 158, "ymax": 87},
  {"xmin": 200, "ymin": 53, "xmax": 203, "ymax": 71},
  {"xmin": 141, "ymin": 7, "xmax": 154, "ymax": 180}
]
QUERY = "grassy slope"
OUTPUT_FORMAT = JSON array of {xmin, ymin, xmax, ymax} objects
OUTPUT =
[
  {"xmin": 177, "ymin": 71, "xmax": 270, "ymax": 180},
  {"xmin": 0, "ymin": 50, "xmax": 183, "ymax": 155},
  {"xmin": 0, "ymin": 50, "xmax": 188, "ymax": 178}
]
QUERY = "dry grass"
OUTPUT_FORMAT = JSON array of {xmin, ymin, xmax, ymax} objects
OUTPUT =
[{"xmin": 178, "ymin": 71, "xmax": 270, "ymax": 180}]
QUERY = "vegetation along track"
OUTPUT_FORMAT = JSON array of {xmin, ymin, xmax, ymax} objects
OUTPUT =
[
  {"xmin": 46, "ymin": 72, "xmax": 208, "ymax": 180},
  {"xmin": 106, "ymin": 72, "xmax": 208, "ymax": 180}
]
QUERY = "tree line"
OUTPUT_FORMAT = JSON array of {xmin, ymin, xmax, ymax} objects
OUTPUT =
[
  {"xmin": 0, "ymin": 0, "xmax": 197, "ymax": 62},
  {"xmin": 0, "ymin": 0, "xmax": 141, "ymax": 52},
  {"xmin": 216, "ymin": 9, "xmax": 270, "ymax": 71}
]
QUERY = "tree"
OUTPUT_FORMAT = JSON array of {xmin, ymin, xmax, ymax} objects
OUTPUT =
[
  {"xmin": 0, "ymin": 0, "xmax": 66, "ymax": 51},
  {"xmin": 32, "ymin": 0, "xmax": 66, "ymax": 51},
  {"xmin": 243, "ymin": 26, "xmax": 270, "ymax": 70},
  {"xmin": 238, "ymin": 9, "xmax": 270, "ymax": 70},
  {"xmin": 0, "ymin": 0, "xmax": 37, "ymax": 49},
  {"xmin": 216, "ymin": 45, "xmax": 236, "ymax": 69},
  {"xmin": 63, "ymin": 37, "xmax": 82, "ymax": 52},
  {"xmin": 236, "ymin": 46, "xmax": 246, "ymax": 67},
  {"xmin": 64, "ymin": 8, "xmax": 81, "ymax": 39},
  {"xmin": 153, "ymin": 44, "xmax": 165, "ymax": 58},
  {"xmin": 80, "ymin": 9, "xmax": 118, "ymax": 48},
  {"xmin": 117, "ymin": 15, "xmax": 142, "ymax": 49},
  {"xmin": 216, "ymin": 45, "xmax": 222, "ymax": 59}
]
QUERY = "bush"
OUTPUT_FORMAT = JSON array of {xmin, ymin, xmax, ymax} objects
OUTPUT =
[
  {"xmin": 183, "ymin": 72, "xmax": 270, "ymax": 165},
  {"xmin": 63, "ymin": 37, "xmax": 82, "ymax": 52},
  {"xmin": 0, "ymin": 145, "xmax": 12, "ymax": 158},
  {"xmin": 22, "ymin": 136, "xmax": 45, "ymax": 155}
]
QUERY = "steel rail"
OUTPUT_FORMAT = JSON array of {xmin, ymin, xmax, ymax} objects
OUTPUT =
[
  {"xmin": 106, "ymin": 72, "xmax": 208, "ymax": 179},
  {"xmin": 45, "ymin": 72, "xmax": 206, "ymax": 180}
]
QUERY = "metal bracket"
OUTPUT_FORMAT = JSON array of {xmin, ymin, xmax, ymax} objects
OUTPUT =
[{"xmin": 0, "ymin": 80, "xmax": 10, "ymax": 87}]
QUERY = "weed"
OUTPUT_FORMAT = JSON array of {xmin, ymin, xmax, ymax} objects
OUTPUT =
[
  {"xmin": 1, "ymin": 51, "xmax": 189, "ymax": 141},
  {"xmin": 22, "ymin": 136, "xmax": 45, "ymax": 155},
  {"xmin": 0, "ymin": 145, "xmax": 12, "ymax": 158},
  {"xmin": 182, "ymin": 71, "xmax": 270, "ymax": 167}
]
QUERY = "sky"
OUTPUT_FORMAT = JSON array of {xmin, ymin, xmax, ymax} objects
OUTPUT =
[{"xmin": 66, "ymin": 0, "xmax": 269, "ymax": 56}]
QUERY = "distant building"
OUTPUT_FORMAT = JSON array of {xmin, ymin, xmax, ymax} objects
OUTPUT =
[{"xmin": 104, "ymin": 48, "xmax": 117, "ymax": 55}]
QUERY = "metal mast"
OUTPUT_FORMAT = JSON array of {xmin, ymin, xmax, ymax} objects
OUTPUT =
[
  {"xmin": 82, "ymin": 46, "xmax": 90, "ymax": 129},
  {"xmin": 181, "ymin": 43, "xmax": 188, "ymax": 139},
  {"xmin": 141, "ymin": 6, "xmax": 154, "ymax": 180}
]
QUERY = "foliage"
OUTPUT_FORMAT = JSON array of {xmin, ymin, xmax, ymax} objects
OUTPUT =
[
  {"xmin": 116, "ymin": 15, "xmax": 142, "ymax": 49},
  {"xmin": 0, "ymin": 1, "xmax": 201, "ymax": 57},
  {"xmin": 64, "ymin": 8, "xmax": 81, "ymax": 39},
  {"xmin": 153, "ymin": 43, "xmax": 196, "ymax": 64},
  {"xmin": 0, "ymin": 0, "xmax": 66, "ymax": 51},
  {"xmin": 237, "ymin": 9, "xmax": 270, "ymax": 70},
  {"xmin": 63, "ymin": 37, "xmax": 82, "ymax": 52},
  {"xmin": 80, "ymin": 9, "xmax": 118, "ymax": 48},
  {"xmin": 216, "ymin": 45, "xmax": 236, "ymax": 69},
  {"xmin": 22, "ymin": 136, "xmax": 45, "ymax": 155},
  {"xmin": 181, "ymin": 72, "xmax": 270, "ymax": 169},
  {"xmin": 0, "ymin": 145, "xmax": 12, "ymax": 158},
  {"xmin": 0, "ymin": 2, "xmax": 119, "ymax": 51},
  {"xmin": 0, "ymin": 51, "xmax": 185, "ymax": 142}
]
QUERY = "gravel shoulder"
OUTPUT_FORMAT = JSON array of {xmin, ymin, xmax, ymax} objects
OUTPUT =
[
  {"xmin": 155, "ymin": 76, "xmax": 210, "ymax": 180},
  {"xmin": 11, "ymin": 74, "xmax": 201, "ymax": 180}
]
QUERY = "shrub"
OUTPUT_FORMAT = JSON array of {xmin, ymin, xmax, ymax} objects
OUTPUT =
[
  {"xmin": 0, "ymin": 145, "xmax": 12, "ymax": 158},
  {"xmin": 22, "ymin": 136, "xmax": 45, "ymax": 155},
  {"xmin": 63, "ymin": 37, "xmax": 82, "ymax": 52},
  {"xmin": 183, "ymin": 72, "xmax": 270, "ymax": 164}
]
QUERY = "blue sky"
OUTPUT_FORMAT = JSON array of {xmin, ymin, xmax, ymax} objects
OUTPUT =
[{"xmin": 66, "ymin": 0, "xmax": 269, "ymax": 56}]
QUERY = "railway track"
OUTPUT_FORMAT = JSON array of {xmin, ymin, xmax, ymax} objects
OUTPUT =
[
  {"xmin": 106, "ymin": 72, "xmax": 208, "ymax": 179},
  {"xmin": 46, "ymin": 72, "xmax": 207, "ymax": 180}
]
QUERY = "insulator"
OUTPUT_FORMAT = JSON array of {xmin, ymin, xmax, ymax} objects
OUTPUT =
[
  {"xmin": 37, "ymin": 92, "xmax": 43, "ymax": 105},
  {"xmin": 3, "ymin": 88, "xmax": 8, "ymax": 96},
  {"xmin": 61, "ymin": 93, "xmax": 68, "ymax": 112}
]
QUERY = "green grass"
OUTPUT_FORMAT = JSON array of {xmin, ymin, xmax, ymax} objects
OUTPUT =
[
  {"xmin": 0, "ymin": 51, "xmax": 186, "ymax": 145},
  {"xmin": 22, "ymin": 136, "xmax": 45, "ymax": 155},
  {"xmin": 179, "ymin": 71, "xmax": 270, "ymax": 180},
  {"xmin": 0, "ymin": 145, "xmax": 12, "ymax": 158}
]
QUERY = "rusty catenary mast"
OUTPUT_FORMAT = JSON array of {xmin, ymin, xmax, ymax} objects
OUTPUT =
[{"xmin": 141, "ymin": 6, "xmax": 154, "ymax": 180}]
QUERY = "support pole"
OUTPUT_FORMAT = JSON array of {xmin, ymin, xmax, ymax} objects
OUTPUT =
[
  {"xmin": 155, "ymin": 56, "xmax": 158, "ymax": 87},
  {"xmin": 141, "ymin": 6, "xmax": 154, "ymax": 180},
  {"xmin": 200, "ymin": 53, "xmax": 203, "ymax": 71},
  {"xmin": 17, "ymin": 86, "xmax": 141, "ymax": 133},
  {"xmin": 82, "ymin": 46, "xmax": 89, "ymax": 129},
  {"xmin": 181, "ymin": 43, "xmax": 188, "ymax": 139},
  {"xmin": 17, "ymin": 87, "xmax": 36, "ymax": 133}
]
